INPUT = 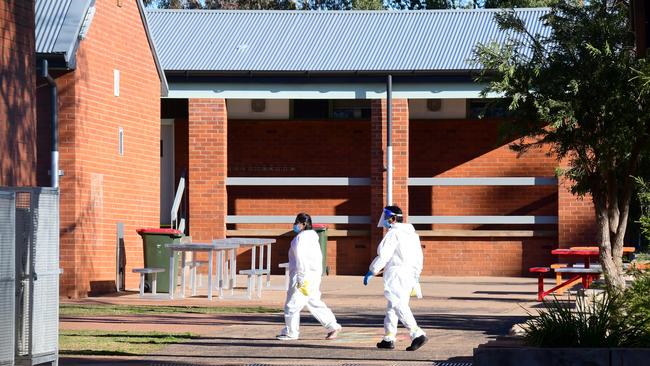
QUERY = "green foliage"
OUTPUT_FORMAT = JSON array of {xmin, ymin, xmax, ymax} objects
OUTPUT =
[
  {"xmin": 144, "ymin": 0, "xmax": 297, "ymax": 9},
  {"xmin": 524, "ymin": 292, "xmax": 650, "ymax": 347},
  {"xmin": 635, "ymin": 176, "xmax": 650, "ymax": 241},
  {"xmin": 623, "ymin": 269, "xmax": 650, "ymax": 331},
  {"xmin": 484, "ymin": 0, "xmax": 556, "ymax": 7},
  {"xmin": 473, "ymin": 0, "xmax": 650, "ymax": 197},
  {"xmin": 473, "ymin": 0, "xmax": 650, "ymax": 290},
  {"xmin": 353, "ymin": 0, "xmax": 383, "ymax": 9},
  {"xmin": 143, "ymin": 0, "xmax": 556, "ymax": 9}
]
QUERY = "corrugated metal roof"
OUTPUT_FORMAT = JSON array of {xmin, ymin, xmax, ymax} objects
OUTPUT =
[
  {"xmin": 35, "ymin": 0, "xmax": 93, "ymax": 64},
  {"xmin": 146, "ymin": 9, "xmax": 550, "ymax": 73}
]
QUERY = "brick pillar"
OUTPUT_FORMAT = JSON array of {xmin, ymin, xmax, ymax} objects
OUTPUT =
[
  {"xmin": 558, "ymin": 176, "xmax": 598, "ymax": 248},
  {"xmin": 0, "ymin": 0, "xmax": 36, "ymax": 186},
  {"xmin": 370, "ymin": 99, "xmax": 409, "ymax": 260},
  {"xmin": 188, "ymin": 99, "xmax": 227, "ymax": 241}
]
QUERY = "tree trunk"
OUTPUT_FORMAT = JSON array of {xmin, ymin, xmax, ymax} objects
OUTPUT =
[{"xmin": 594, "ymin": 194, "xmax": 626, "ymax": 291}]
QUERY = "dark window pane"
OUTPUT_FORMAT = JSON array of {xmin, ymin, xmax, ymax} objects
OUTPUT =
[
  {"xmin": 293, "ymin": 100, "xmax": 329, "ymax": 119},
  {"xmin": 468, "ymin": 99, "xmax": 509, "ymax": 119}
]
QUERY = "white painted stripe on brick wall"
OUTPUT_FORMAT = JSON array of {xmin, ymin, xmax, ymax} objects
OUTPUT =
[
  {"xmin": 226, "ymin": 215, "xmax": 372, "ymax": 224},
  {"xmin": 408, "ymin": 177, "xmax": 558, "ymax": 186},
  {"xmin": 409, "ymin": 216, "xmax": 558, "ymax": 224},
  {"xmin": 226, "ymin": 177, "xmax": 371, "ymax": 186}
]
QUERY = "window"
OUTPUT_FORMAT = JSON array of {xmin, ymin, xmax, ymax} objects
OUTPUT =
[
  {"xmin": 467, "ymin": 99, "xmax": 510, "ymax": 119},
  {"xmin": 292, "ymin": 100, "xmax": 329, "ymax": 119},
  {"xmin": 291, "ymin": 99, "xmax": 370, "ymax": 120},
  {"xmin": 331, "ymin": 100, "xmax": 371, "ymax": 119}
]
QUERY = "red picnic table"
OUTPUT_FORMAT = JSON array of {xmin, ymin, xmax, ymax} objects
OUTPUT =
[{"xmin": 530, "ymin": 246, "xmax": 635, "ymax": 301}]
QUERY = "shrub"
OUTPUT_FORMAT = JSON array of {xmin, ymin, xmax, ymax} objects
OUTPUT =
[
  {"xmin": 635, "ymin": 176, "xmax": 650, "ymax": 242},
  {"xmin": 524, "ymin": 291, "xmax": 650, "ymax": 347},
  {"xmin": 623, "ymin": 269, "xmax": 650, "ymax": 335}
]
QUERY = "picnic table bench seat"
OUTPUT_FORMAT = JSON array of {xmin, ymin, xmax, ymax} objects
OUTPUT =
[
  {"xmin": 530, "ymin": 265, "xmax": 602, "ymax": 301},
  {"xmin": 279, "ymin": 262, "xmax": 289, "ymax": 290},
  {"xmin": 132, "ymin": 267, "xmax": 165, "ymax": 297},
  {"xmin": 554, "ymin": 267, "xmax": 602, "ymax": 274},
  {"xmin": 239, "ymin": 269, "xmax": 269, "ymax": 299}
]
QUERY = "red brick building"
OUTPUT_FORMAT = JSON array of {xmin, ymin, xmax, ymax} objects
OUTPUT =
[
  {"xmin": 149, "ymin": 9, "xmax": 598, "ymax": 279},
  {"xmin": 35, "ymin": 0, "xmax": 167, "ymax": 298},
  {"xmin": 1, "ymin": 0, "xmax": 36, "ymax": 187},
  {"xmin": 23, "ymin": 5, "xmax": 605, "ymax": 298}
]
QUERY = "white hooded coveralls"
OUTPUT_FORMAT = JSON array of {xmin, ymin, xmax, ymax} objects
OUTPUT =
[
  {"xmin": 281, "ymin": 229, "xmax": 341, "ymax": 338},
  {"xmin": 369, "ymin": 222, "xmax": 425, "ymax": 342}
]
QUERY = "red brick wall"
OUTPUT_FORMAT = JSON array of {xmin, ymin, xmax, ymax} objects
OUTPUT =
[
  {"xmin": 410, "ymin": 119, "xmax": 558, "ymax": 229},
  {"xmin": 188, "ymin": 99, "xmax": 227, "ymax": 242},
  {"xmin": 370, "ymin": 99, "xmax": 410, "ymax": 264},
  {"xmin": 50, "ymin": 0, "xmax": 162, "ymax": 298},
  {"xmin": 0, "ymin": 0, "xmax": 36, "ymax": 186},
  {"xmin": 410, "ymin": 119, "xmax": 559, "ymax": 274},
  {"xmin": 225, "ymin": 112, "xmax": 564, "ymax": 275},
  {"xmin": 227, "ymin": 119, "xmax": 370, "ymax": 274},
  {"xmin": 227, "ymin": 119, "xmax": 370, "ymax": 221},
  {"xmin": 228, "ymin": 119, "xmax": 370, "ymax": 177},
  {"xmin": 422, "ymin": 238, "xmax": 555, "ymax": 276},
  {"xmin": 558, "ymin": 177, "xmax": 597, "ymax": 248}
]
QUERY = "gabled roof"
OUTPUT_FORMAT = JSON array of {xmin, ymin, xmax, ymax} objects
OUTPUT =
[
  {"xmin": 35, "ymin": 0, "xmax": 168, "ymax": 96},
  {"xmin": 35, "ymin": 0, "xmax": 95, "ymax": 69},
  {"xmin": 137, "ymin": 1, "xmax": 169, "ymax": 97},
  {"xmin": 146, "ymin": 8, "xmax": 549, "ymax": 74}
]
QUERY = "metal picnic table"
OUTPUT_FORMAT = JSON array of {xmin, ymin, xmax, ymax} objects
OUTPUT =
[{"xmin": 165, "ymin": 237, "xmax": 276, "ymax": 300}]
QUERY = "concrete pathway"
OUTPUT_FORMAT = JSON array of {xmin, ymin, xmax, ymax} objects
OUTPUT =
[{"xmin": 59, "ymin": 275, "xmax": 552, "ymax": 366}]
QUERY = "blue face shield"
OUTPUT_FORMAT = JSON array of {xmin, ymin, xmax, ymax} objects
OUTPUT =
[
  {"xmin": 382, "ymin": 219, "xmax": 392, "ymax": 229},
  {"xmin": 377, "ymin": 208, "xmax": 397, "ymax": 228},
  {"xmin": 293, "ymin": 224, "xmax": 302, "ymax": 233}
]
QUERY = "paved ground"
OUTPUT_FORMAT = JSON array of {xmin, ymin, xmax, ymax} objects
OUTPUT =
[{"xmin": 59, "ymin": 275, "xmax": 552, "ymax": 366}]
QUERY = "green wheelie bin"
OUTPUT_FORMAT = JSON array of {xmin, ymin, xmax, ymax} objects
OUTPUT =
[
  {"xmin": 313, "ymin": 224, "xmax": 329, "ymax": 275},
  {"xmin": 136, "ymin": 228, "xmax": 183, "ymax": 293}
]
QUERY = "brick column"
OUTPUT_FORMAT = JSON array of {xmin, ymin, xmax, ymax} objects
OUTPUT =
[
  {"xmin": 188, "ymin": 99, "xmax": 227, "ymax": 241},
  {"xmin": 558, "ymin": 178, "xmax": 598, "ymax": 248},
  {"xmin": 0, "ymin": 0, "xmax": 36, "ymax": 186},
  {"xmin": 370, "ymin": 99, "xmax": 409, "ymax": 259}
]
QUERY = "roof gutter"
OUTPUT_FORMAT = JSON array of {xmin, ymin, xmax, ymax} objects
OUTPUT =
[{"xmin": 164, "ymin": 69, "xmax": 480, "ymax": 79}]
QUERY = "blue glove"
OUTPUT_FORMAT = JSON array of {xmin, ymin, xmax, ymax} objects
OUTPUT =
[{"xmin": 363, "ymin": 271, "xmax": 373, "ymax": 286}]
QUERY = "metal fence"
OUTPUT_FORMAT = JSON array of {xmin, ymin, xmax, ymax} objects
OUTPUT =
[{"xmin": 1, "ymin": 187, "xmax": 60, "ymax": 366}]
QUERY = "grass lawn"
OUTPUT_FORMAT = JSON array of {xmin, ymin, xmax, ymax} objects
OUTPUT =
[
  {"xmin": 59, "ymin": 330, "xmax": 197, "ymax": 356},
  {"xmin": 60, "ymin": 303, "xmax": 281, "ymax": 317}
]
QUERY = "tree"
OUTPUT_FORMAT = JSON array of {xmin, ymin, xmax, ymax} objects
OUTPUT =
[
  {"xmin": 472, "ymin": 0, "xmax": 650, "ymax": 291},
  {"xmin": 353, "ymin": 0, "xmax": 383, "ymax": 10},
  {"xmin": 484, "ymin": 0, "xmax": 557, "ymax": 8},
  {"xmin": 143, "ymin": 0, "xmax": 296, "ymax": 9}
]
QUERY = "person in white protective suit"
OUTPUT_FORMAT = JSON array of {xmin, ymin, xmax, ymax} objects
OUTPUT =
[
  {"xmin": 363, "ymin": 205, "xmax": 428, "ymax": 351},
  {"xmin": 276, "ymin": 212, "xmax": 342, "ymax": 341}
]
